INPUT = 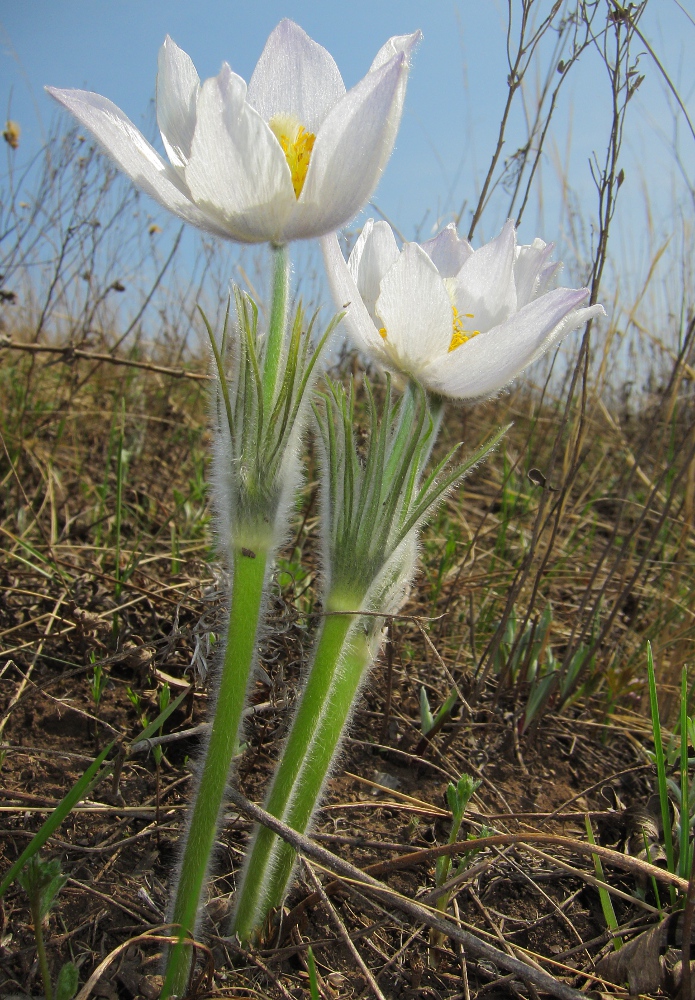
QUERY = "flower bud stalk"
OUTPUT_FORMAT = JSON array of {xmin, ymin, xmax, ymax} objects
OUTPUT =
[
  {"xmin": 231, "ymin": 378, "xmax": 503, "ymax": 940},
  {"xmin": 162, "ymin": 251, "xmax": 335, "ymax": 999}
]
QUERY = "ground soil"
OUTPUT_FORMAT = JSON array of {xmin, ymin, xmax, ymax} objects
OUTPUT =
[{"xmin": 0, "ymin": 557, "xmax": 664, "ymax": 1000}]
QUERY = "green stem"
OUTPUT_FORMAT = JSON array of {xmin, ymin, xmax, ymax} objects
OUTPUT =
[
  {"xmin": 31, "ymin": 900, "xmax": 52, "ymax": 1000},
  {"xmin": 162, "ymin": 546, "xmax": 269, "ymax": 1000},
  {"xmin": 232, "ymin": 607, "xmax": 373, "ymax": 940},
  {"xmin": 425, "ymin": 392, "xmax": 445, "ymax": 459},
  {"xmin": 262, "ymin": 244, "xmax": 290, "ymax": 416}
]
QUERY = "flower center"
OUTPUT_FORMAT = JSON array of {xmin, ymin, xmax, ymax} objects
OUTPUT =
[
  {"xmin": 268, "ymin": 114, "xmax": 316, "ymax": 199},
  {"xmin": 448, "ymin": 307, "xmax": 480, "ymax": 352},
  {"xmin": 378, "ymin": 309, "xmax": 480, "ymax": 353}
]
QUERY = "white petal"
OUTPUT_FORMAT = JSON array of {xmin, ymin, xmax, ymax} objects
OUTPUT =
[
  {"xmin": 349, "ymin": 220, "xmax": 399, "ymax": 323},
  {"xmin": 422, "ymin": 288, "xmax": 604, "ymax": 399},
  {"xmin": 347, "ymin": 218, "xmax": 374, "ymax": 279},
  {"xmin": 453, "ymin": 219, "xmax": 517, "ymax": 331},
  {"xmin": 421, "ymin": 223, "xmax": 473, "ymax": 278},
  {"xmin": 284, "ymin": 52, "xmax": 410, "ymax": 240},
  {"xmin": 46, "ymin": 86, "xmax": 231, "ymax": 238},
  {"xmin": 375, "ymin": 242, "xmax": 453, "ymax": 371},
  {"xmin": 185, "ymin": 64, "xmax": 295, "ymax": 244},
  {"xmin": 156, "ymin": 36, "xmax": 200, "ymax": 169},
  {"xmin": 246, "ymin": 19, "xmax": 345, "ymax": 133},
  {"xmin": 369, "ymin": 30, "xmax": 422, "ymax": 72},
  {"xmin": 321, "ymin": 233, "xmax": 386, "ymax": 357},
  {"xmin": 514, "ymin": 238, "xmax": 555, "ymax": 307}
]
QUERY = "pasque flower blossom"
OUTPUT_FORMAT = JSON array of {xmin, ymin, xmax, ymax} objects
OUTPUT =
[
  {"xmin": 47, "ymin": 21, "xmax": 420, "ymax": 245},
  {"xmin": 321, "ymin": 219, "xmax": 605, "ymax": 398}
]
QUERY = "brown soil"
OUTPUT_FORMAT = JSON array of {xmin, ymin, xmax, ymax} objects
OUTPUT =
[{"xmin": 0, "ymin": 563, "xmax": 658, "ymax": 1000}]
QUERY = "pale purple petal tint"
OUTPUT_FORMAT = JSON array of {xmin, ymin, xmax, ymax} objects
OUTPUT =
[
  {"xmin": 421, "ymin": 223, "xmax": 472, "ymax": 278},
  {"xmin": 47, "ymin": 20, "xmax": 421, "ymax": 246},
  {"xmin": 321, "ymin": 220, "xmax": 605, "ymax": 400},
  {"xmin": 422, "ymin": 287, "xmax": 598, "ymax": 398}
]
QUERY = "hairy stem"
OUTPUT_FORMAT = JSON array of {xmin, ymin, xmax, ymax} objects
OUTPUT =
[
  {"xmin": 162, "ymin": 546, "xmax": 268, "ymax": 1000},
  {"xmin": 262, "ymin": 244, "xmax": 290, "ymax": 415},
  {"xmin": 232, "ymin": 608, "xmax": 372, "ymax": 940}
]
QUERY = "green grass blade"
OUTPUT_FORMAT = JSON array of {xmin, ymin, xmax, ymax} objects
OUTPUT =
[
  {"xmin": 0, "ymin": 741, "xmax": 115, "ymax": 898},
  {"xmin": 307, "ymin": 946, "xmax": 320, "ymax": 1000},
  {"xmin": 585, "ymin": 814, "xmax": 622, "ymax": 949}
]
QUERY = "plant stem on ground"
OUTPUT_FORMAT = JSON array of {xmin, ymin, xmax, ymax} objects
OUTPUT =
[
  {"xmin": 162, "ymin": 546, "xmax": 269, "ymax": 999},
  {"xmin": 232, "ymin": 603, "xmax": 371, "ymax": 940}
]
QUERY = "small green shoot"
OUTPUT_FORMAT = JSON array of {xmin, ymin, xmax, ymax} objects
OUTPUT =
[
  {"xmin": 152, "ymin": 682, "xmax": 171, "ymax": 767},
  {"xmin": 129, "ymin": 682, "xmax": 192, "ymax": 750},
  {"xmin": 429, "ymin": 773, "xmax": 485, "ymax": 960},
  {"xmin": 126, "ymin": 686, "xmax": 148, "ymax": 729},
  {"xmin": 18, "ymin": 854, "xmax": 78, "ymax": 1000},
  {"xmin": 435, "ymin": 773, "xmax": 482, "ymax": 903},
  {"xmin": 89, "ymin": 653, "xmax": 107, "ymax": 712},
  {"xmin": 419, "ymin": 686, "xmax": 457, "ymax": 739},
  {"xmin": 306, "ymin": 945, "xmax": 320, "ymax": 1000}
]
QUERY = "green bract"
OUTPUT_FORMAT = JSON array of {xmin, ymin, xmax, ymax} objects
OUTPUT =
[{"xmin": 207, "ymin": 282, "xmax": 338, "ymax": 551}]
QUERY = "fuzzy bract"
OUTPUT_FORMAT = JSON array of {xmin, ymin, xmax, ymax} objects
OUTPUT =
[
  {"xmin": 47, "ymin": 21, "xmax": 421, "ymax": 245},
  {"xmin": 321, "ymin": 219, "xmax": 606, "ymax": 398}
]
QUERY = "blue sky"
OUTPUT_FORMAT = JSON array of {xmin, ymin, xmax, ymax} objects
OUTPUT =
[{"xmin": 1, "ymin": 2, "xmax": 694, "ymax": 311}]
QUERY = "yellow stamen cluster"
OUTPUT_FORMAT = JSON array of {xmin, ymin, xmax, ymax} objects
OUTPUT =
[
  {"xmin": 268, "ymin": 114, "xmax": 316, "ymax": 199},
  {"xmin": 379, "ymin": 327, "xmax": 388, "ymax": 340},
  {"xmin": 449, "ymin": 307, "xmax": 480, "ymax": 352}
]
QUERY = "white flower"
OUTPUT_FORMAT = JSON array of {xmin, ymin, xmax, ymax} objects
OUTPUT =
[
  {"xmin": 46, "ymin": 21, "xmax": 421, "ymax": 245},
  {"xmin": 321, "ymin": 220, "xmax": 605, "ymax": 399}
]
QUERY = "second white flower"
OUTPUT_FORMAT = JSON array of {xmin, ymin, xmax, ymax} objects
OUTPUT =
[{"xmin": 322, "ymin": 219, "xmax": 605, "ymax": 398}]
